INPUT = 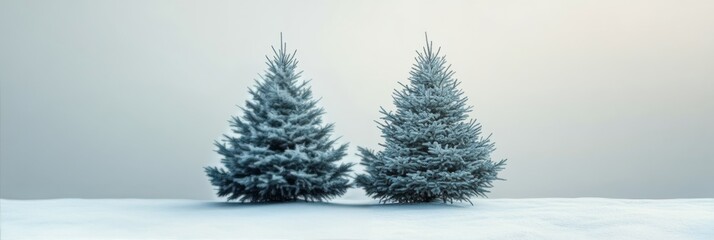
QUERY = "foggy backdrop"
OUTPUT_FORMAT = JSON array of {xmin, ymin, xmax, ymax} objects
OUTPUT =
[{"xmin": 1, "ymin": 0, "xmax": 712, "ymax": 199}]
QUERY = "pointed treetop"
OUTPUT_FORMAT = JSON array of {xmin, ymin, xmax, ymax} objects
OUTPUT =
[
  {"xmin": 271, "ymin": 32, "xmax": 288, "ymax": 62},
  {"xmin": 420, "ymin": 32, "xmax": 441, "ymax": 62},
  {"xmin": 266, "ymin": 33, "xmax": 298, "ymax": 73},
  {"xmin": 424, "ymin": 32, "xmax": 431, "ymax": 52},
  {"xmin": 280, "ymin": 32, "xmax": 285, "ymax": 54}
]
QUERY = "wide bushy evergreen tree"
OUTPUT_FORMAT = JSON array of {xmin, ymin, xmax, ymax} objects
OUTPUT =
[
  {"xmin": 355, "ymin": 35, "xmax": 506, "ymax": 204},
  {"xmin": 205, "ymin": 35, "xmax": 353, "ymax": 202}
]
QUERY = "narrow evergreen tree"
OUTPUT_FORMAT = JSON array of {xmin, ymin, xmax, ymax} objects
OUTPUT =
[
  {"xmin": 355, "ymin": 34, "xmax": 506, "ymax": 204},
  {"xmin": 205, "ymin": 35, "xmax": 353, "ymax": 202}
]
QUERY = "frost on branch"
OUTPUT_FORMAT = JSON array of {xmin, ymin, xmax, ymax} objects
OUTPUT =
[{"xmin": 205, "ymin": 34, "xmax": 353, "ymax": 202}]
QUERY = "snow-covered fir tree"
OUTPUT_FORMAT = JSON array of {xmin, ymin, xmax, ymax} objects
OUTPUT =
[
  {"xmin": 355, "ymin": 35, "xmax": 506, "ymax": 204},
  {"xmin": 205, "ymin": 35, "xmax": 353, "ymax": 202}
]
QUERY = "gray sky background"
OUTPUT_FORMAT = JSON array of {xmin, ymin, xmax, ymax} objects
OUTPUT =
[{"xmin": 1, "ymin": 0, "xmax": 712, "ymax": 199}]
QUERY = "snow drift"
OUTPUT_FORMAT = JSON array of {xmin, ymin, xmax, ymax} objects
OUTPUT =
[{"xmin": 1, "ymin": 196, "xmax": 712, "ymax": 239}]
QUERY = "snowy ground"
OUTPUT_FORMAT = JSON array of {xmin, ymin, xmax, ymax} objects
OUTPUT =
[{"xmin": 1, "ymin": 193, "xmax": 712, "ymax": 239}]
